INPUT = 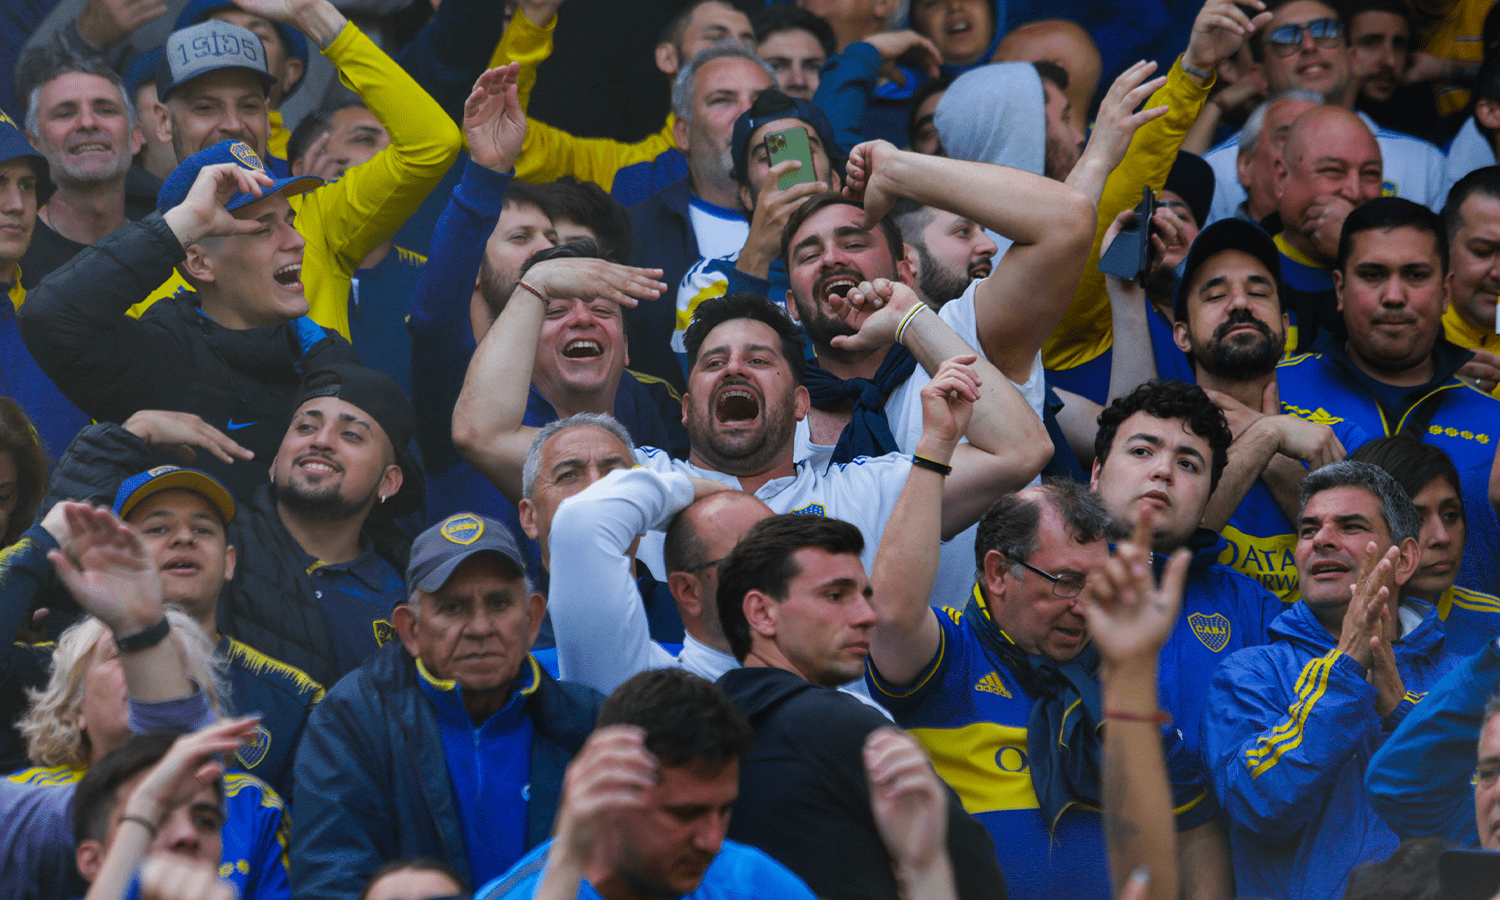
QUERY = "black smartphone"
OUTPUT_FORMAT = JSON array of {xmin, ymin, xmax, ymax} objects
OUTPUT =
[{"xmin": 1098, "ymin": 186, "xmax": 1159, "ymax": 285}]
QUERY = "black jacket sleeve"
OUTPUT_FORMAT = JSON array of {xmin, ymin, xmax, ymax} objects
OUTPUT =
[{"xmin": 17, "ymin": 215, "xmax": 189, "ymax": 423}]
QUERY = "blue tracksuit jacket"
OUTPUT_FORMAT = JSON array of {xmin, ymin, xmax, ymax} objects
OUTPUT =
[{"xmin": 1203, "ymin": 600, "xmax": 1456, "ymax": 900}]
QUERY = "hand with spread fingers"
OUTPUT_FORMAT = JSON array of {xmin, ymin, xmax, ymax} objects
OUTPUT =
[{"xmin": 47, "ymin": 502, "xmax": 165, "ymax": 636}]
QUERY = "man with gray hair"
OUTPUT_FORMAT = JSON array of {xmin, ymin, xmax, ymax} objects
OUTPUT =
[
  {"xmin": 20, "ymin": 57, "xmax": 154, "ymax": 289},
  {"xmin": 1230, "ymin": 90, "xmax": 1322, "ymax": 224},
  {"xmin": 628, "ymin": 44, "xmax": 776, "ymax": 389},
  {"xmin": 1203, "ymin": 460, "xmax": 1459, "ymax": 900},
  {"xmin": 290, "ymin": 510, "xmax": 601, "ymax": 900}
]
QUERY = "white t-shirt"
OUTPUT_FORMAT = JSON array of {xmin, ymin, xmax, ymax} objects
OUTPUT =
[
  {"xmin": 1441, "ymin": 116, "xmax": 1494, "ymax": 203},
  {"xmin": 688, "ymin": 197, "xmax": 750, "ymax": 262},
  {"xmin": 1203, "ymin": 112, "xmax": 1448, "ymax": 224},
  {"xmin": 788, "ymin": 279, "xmax": 1048, "ymax": 606}
]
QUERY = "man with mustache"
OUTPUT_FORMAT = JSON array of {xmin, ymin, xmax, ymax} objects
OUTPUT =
[
  {"xmin": 1203, "ymin": 460, "xmax": 1456, "ymax": 900},
  {"xmin": 1276, "ymin": 197, "xmax": 1500, "ymax": 597},
  {"xmin": 1165, "ymin": 217, "xmax": 1367, "ymax": 601}
]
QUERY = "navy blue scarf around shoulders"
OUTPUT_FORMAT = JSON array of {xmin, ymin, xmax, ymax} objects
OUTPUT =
[
  {"xmin": 964, "ymin": 587, "xmax": 1105, "ymax": 830},
  {"xmin": 802, "ymin": 344, "xmax": 919, "ymax": 464}
]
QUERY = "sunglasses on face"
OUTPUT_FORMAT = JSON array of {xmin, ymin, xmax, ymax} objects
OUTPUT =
[{"xmin": 1265, "ymin": 18, "xmax": 1345, "ymax": 56}]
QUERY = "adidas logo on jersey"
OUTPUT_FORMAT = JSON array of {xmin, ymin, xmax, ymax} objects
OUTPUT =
[{"xmin": 974, "ymin": 672, "xmax": 1011, "ymax": 697}]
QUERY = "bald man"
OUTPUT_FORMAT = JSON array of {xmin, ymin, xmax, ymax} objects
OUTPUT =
[
  {"xmin": 1273, "ymin": 105, "xmax": 1383, "ymax": 350},
  {"xmin": 1202, "ymin": 0, "xmax": 1444, "ymax": 222},
  {"xmin": 994, "ymin": 19, "xmax": 1101, "ymax": 135}
]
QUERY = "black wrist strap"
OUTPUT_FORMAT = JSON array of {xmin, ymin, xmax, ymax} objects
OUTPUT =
[
  {"xmin": 911, "ymin": 454, "xmax": 953, "ymax": 476},
  {"xmin": 115, "ymin": 617, "xmax": 170, "ymax": 654}
]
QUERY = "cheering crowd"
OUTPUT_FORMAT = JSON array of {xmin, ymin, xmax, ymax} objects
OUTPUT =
[{"xmin": 6, "ymin": 0, "xmax": 1500, "ymax": 897}]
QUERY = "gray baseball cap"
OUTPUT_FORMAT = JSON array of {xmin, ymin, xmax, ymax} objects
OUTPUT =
[
  {"xmin": 406, "ymin": 513, "xmax": 527, "ymax": 596},
  {"xmin": 157, "ymin": 21, "xmax": 276, "ymax": 101}
]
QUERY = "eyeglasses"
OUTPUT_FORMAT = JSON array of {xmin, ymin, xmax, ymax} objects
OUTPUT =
[
  {"xmin": 1016, "ymin": 560, "xmax": 1087, "ymax": 599},
  {"xmin": 1265, "ymin": 18, "xmax": 1344, "ymax": 56},
  {"xmin": 683, "ymin": 557, "xmax": 726, "ymax": 574}
]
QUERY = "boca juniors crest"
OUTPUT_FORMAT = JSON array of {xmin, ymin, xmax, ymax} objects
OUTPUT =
[
  {"xmin": 1188, "ymin": 613, "xmax": 1231, "ymax": 653},
  {"xmin": 236, "ymin": 725, "xmax": 271, "ymax": 769},
  {"xmin": 441, "ymin": 513, "xmax": 484, "ymax": 545}
]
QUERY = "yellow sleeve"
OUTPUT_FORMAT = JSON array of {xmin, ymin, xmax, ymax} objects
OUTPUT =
[
  {"xmin": 267, "ymin": 109, "xmax": 290, "ymax": 161},
  {"xmin": 491, "ymin": 2, "xmax": 676, "ymax": 190},
  {"xmin": 489, "ymin": 9, "xmax": 554, "ymax": 112},
  {"xmin": 1042, "ymin": 59, "xmax": 1212, "ymax": 371},
  {"xmin": 292, "ymin": 23, "xmax": 463, "ymax": 338},
  {"xmin": 515, "ymin": 116, "xmax": 676, "ymax": 192}
]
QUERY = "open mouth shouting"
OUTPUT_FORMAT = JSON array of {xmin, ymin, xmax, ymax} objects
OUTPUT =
[
  {"xmin": 814, "ymin": 267, "xmax": 864, "ymax": 304},
  {"xmin": 714, "ymin": 383, "xmax": 762, "ymax": 427},
  {"xmin": 968, "ymin": 259, "xmax": 993, "ymax": 281},
  {"xmin": 561, "ymin": 337, "xmax": 604, "ymax": 360},
  {"xmin": 273, "ymin": 263, "xmax": 303, "ymax": 290}
]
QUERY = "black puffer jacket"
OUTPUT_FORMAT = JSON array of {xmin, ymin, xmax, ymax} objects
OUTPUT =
[
  {"xmin": 18, "ymin": 213, "xmax": 359, "ymax": 497},
  {"xmin": 45, "ymin": 424, "xmax": 408, "ymax": 687}
]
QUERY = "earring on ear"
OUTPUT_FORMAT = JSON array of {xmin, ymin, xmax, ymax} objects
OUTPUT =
[{"xmin": 379, "ymin": 494, "xmax": 387, "ymax": 504}]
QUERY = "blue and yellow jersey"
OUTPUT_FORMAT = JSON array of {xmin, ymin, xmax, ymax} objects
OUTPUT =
[
  {"xmin": 1441, "ymin": 302, "xmax": 1500, "ymax": 399},
  {"xmin": 1156, "ymin": 540, "xmax": 1284, "ymax": 760},
  {"xmin": 221, "ymin": 635, "xmax": 325, "ymax": 803},
  {"xmin": 1436, "ymin": 584, "xmax": 1500, "ymax": 656},
  {"xmin": 1218, "ymin": 398, "xmax": 1370, "ymax": 603},
  {"xmin": 1276, "ymin": 347, "xmax": 1500, "ymax": 598},
  {"xmin": 867, "ymin": 602, "xmax": 1212, "ymax": 900},
  {"xmin": 8, "ymin": 765, "xmax": 290, "ymax": 900}
]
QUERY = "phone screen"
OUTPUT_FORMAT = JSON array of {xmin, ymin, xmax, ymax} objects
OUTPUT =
[{"xmin": 766, "ymin": 126, "xmax": 817, "ymax": 191}]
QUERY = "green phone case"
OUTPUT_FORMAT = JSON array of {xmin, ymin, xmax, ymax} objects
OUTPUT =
[{"xmin": 766, "ymin": 126, "xmax": 817, "ymax": 191}]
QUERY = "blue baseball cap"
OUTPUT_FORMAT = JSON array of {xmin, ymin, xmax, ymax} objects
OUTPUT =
[
  {"xmin": 174, "ymin": 0, "xmax": 309, "ymax": 101},
  {"xmin": 730, "ymin": 89, "xmax": 846, "ymax": 188},
  {"xmin": 0, "ymin": 108, "xmax": 46, "ymax": 193},
  {"xmin": 123, "ymin": 46, "xmax": 165, "ymax": 98},
  {"xmin": 157, "ymin": 20, "xmax": 276, "ymax": 102},
  {"xmin": 157, "ymin": 139, "xmax": 320, "ymax": 213},
  {"xmin": 407, "ymin": 513, "xmax": 526, "ymax": 596},
  {"xmin": 113, "ymin": 465, "xmax": 237, "ymax": 524}
]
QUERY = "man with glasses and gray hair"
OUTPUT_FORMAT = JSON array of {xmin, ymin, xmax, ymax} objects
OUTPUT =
[
  {"xmin": 1203, "ymin": 460, "xmax": 1459, "ymax": 900},
  {"xmin": 1201, "ymin": 0, "xmax": 1445, "ymax": 223}
]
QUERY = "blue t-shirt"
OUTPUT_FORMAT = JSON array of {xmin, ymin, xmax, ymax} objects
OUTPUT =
[
  {"xmin": 866, "ymin": 600, "xmax": 1214, "ymax": 900},
  {"xmin": 475, "ymin": 837, "xmax": 816, "ymax": 900}
]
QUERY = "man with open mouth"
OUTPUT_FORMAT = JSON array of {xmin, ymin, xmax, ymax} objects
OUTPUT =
[
  {"xmin": 19, "ymin": 139, "xmax": 359, "ymax": 499},
  {"xmin": 1203, "ymin": 460, "xmax": 1456, "ymax": 900}
]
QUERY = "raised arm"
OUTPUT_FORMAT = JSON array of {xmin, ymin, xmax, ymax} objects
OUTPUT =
[
  {"xmin": 234, "ymin": 0, "xmax": 463, "ymax": 337},
  {"xmin": 548, "ymin": 467, "xmax": 700, "ymax": 694},
  {"xmin": 452, "ymin": 257, "xmax": 666, "ymax": 501},
  {"xmin": 867, "ymin": 358, "xmax": 975, "ymax": 686},
  {"xmin": 1083, "ymin": 511, "xmax": 1186, "ymax": 900},
  {"xmin": 1199, "ymin": 382, "xmax": 1345, "ymax": 530},
  {"xmin": 843, "ymin": 140, "xmax": 1096, "ymax": 382},
  {"xmin": 833, "ymin": 278, "xmax": 1052, "ymax": 536},
  {"xmin": 409, "ymin": 66, "xmax": 526, "ymax": 475},
  {"xmin": 1044, "ymin": 0, "xmax": 1271, "ymax": 372}
]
